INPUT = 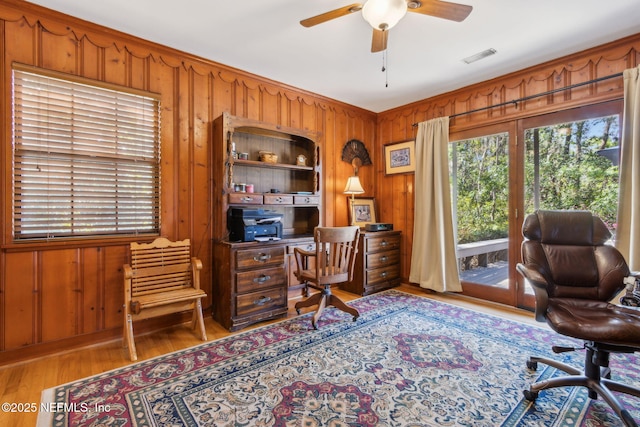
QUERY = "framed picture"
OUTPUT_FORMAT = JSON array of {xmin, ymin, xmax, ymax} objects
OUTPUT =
[
  {"xmin": 384, "ymin": 140, "xmax": 416, "ymax": 175},
  {"xmin": 348, "ymin": 197, "xmax": 377, "ymax": 227}
]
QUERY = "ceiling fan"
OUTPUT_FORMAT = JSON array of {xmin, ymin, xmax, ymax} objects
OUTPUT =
[{"xmin": 300, "ymin": 0, "xmax": 472, "ymax": 53}]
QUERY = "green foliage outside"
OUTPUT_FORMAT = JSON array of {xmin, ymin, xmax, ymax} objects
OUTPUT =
[
  {"xmin": 450, "ymin": 133, "xmax": 509, "ymax": 244},
  {"xmin": 450, "ymin": 115, "xmax": 620, "ymax": 244}
]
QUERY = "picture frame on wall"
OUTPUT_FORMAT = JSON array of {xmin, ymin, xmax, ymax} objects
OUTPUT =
[
  {"xmin": 384, "ymin": 140, "xmax": 416, "ymax": 175},
  {"xmin": 348, "ymin": 197, "xmax": 377, "ymax": 227}
]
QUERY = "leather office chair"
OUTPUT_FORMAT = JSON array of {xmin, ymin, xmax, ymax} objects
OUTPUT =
[
  {"xmin": 294, "ymin": 226, "xmax": 361, "ymax": 329},
  {"xmin": 517, "ymin": 210, "xmax": 640, "ymax": 427}
]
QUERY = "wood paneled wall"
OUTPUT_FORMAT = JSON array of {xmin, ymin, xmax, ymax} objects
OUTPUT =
[
  {"xmin": 0, "ymin": 0, "xmax": 375, "ymax": 363},
  {"xmin": 375, "ymin": 34, "xmax": 640, "ymax": 284}
]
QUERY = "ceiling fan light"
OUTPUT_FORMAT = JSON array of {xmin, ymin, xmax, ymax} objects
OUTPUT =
[{"xmin": 362, "ymin": 0, "xmax": 408, "ymax": 31}]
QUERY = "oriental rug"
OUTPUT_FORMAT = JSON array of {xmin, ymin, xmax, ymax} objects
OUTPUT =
[{"xmin": 38, "ymin": 290, "xmax": 640, "ymax": 426}]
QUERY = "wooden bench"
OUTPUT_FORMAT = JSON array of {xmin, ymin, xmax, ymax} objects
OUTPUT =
[
  {"xmin": 457, "ymin": 237, "xmax": 508, "ymax": 268},
  {"xmin": 123, "ymin": 237, "xmax": 207, "ymax": 361}
]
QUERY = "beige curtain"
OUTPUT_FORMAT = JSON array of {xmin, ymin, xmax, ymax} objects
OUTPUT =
[
  {"xmin": 409, "ymin": 117, "xmax": 462, "ymax": 292},
  {"xmin": 617, "ymin": 66, "xmax": 640, "ymax": 271}
]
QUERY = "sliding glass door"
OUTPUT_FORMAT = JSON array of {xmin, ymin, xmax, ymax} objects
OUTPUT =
[
  {"xmin": 448, "ymin": 101, "xmax": 622, "ymax": 309},
  {"xmin": 450, "ymin": 123, "xmax": 517, "ymax": 305}
]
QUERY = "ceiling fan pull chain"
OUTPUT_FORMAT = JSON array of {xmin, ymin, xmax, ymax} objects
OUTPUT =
[{"xmin": 382, "ymin": 50, "xmax": 389, "ymax": 88}]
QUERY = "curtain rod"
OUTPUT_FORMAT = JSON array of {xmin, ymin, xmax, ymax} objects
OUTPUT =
[{"xmin": 411, "ymin": 71, "xmax": 623, "ymax": 127}]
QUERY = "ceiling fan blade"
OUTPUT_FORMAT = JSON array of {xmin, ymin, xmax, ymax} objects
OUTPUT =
[
  {"xmin": 300, "ymin": 3, "xmax": 363, "ymax": 28},
  {"xmin": 408, "ymin": 0, "xmax": 472, "ymax": 22},
  {"xmin": 371, "ymin": 29, "xmax": 388, "ymax": 53}
]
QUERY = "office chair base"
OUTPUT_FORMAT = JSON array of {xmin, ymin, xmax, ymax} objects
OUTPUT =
[
  {"xmin": 524, "ymin": 355, "xmax": 640, "ymax": 427},
  {"xmin": 295, "ymin": 286, "xmax": 359, "ymax": 329}
]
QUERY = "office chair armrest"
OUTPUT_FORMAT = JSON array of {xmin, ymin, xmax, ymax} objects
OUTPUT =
[
  {"xmin": 516, "ymin": 262, "xmax": 550, "ymax": 322},
  {"xmin": 293, "ymin": 248, "xmax": 317, "ymax": 280}
]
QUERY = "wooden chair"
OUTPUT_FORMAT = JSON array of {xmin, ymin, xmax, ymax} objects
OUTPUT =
[
  {"xmin": 294, "ymin": 226, "xmax": 361, "ymax": 329},
  {"xmin": 123, "ymin": 237, "xmax": 207, "ymax": 361}
]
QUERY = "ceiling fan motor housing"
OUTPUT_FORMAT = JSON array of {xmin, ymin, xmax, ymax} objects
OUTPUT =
[{"xmin": 362, "ymin": 0, "xmax": 408, "ymax": 31}]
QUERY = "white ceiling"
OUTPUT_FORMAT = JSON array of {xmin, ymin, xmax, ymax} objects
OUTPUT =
[{"xmin": 26, "ymin": 0, "xmax": 640, "ymax": 113}]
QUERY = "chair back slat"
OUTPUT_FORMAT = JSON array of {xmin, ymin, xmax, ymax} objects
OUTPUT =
[
  {"xmin": 129, "ymin": 238, "xmax": 193, "ymax": 297},
  {"xmin": 315, "ymin": 226, "xmax": 360, "ymax": 282}
]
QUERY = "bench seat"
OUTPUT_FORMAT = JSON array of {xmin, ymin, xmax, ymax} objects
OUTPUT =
[{"xmin": 123, "ymin": 237, "xmax": 207, "ymax": 361}]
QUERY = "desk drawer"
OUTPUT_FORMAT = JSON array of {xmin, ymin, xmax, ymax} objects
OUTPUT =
[
  {"xmin": 236, "ymin": 246, "xmax": 285, "ymax": 269},
  {"xmin": 228, "ymin": 193, "xmax": 264, "ymax": 205},
  {"xmin": 366, "ymin": 249, "xmax": 400, "ymax": 269},
  {"xmin": 264, "ymin": 194, "xmax": 294, "ymax": 205},
  {"xmin": 287, "ymin": 242, "xmax": 316, "ymax": 254},
  {"xmin": 236, "ymin": 266, "xmax": 286, "ymax": 294},
  {"xmin": 366, "ymin": 264, "xmax": 400, "ymax": 286},
  {"xmin": 366, "ymin": 235, "xmax": 401, "ymax": 253},
  {"xmin": 294, "ymin": 195, "xmax": 319, "ymax": 205},
  {"xmin": 236, "ymin": 287, "xmax": 286, "ymax": 316}
]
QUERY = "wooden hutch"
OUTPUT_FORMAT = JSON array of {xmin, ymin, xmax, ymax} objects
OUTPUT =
[{"xmin": 211, "ymin": 113, "xmax": 320, "ymax": 331}]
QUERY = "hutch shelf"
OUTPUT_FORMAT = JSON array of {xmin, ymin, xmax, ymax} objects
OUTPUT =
[{"xmin": 211, "ymin": 113, "xmax": 321, "ymax": 331}]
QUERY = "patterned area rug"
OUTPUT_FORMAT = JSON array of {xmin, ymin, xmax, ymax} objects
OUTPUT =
[{"xmin": 39, "ymin": 290, "xmax": 640, "ymax": 426}]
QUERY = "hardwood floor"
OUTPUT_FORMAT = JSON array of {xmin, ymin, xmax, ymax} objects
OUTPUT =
[{"xmin": 0, "ymin": 284, "xmax": 538, "ymax": 427}]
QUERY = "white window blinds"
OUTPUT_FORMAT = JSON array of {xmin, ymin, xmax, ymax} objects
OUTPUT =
[{"xmin": 12, "ymin": 66, "xmax": 161, "ymax": 240}]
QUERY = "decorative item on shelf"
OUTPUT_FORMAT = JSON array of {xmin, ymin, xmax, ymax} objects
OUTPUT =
[
  {"xmin": 341, "ymin": 139, "xmax": 372, "ymax": 175},
  {"xmin": 238, "ymin": 152, "xmax": 249, "ymax": 160},
  {"xmin": 259, "ymin": 151, "xmax": 278, "ymax": 163},
  {"xmin": 296, "ymin": 154, "xmax": 307, "ymax": 166}
]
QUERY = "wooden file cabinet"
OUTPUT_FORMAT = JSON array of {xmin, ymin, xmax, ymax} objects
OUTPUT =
[
  {"xmin": 213, "ymin": 241, "xmax": 289, "ymax": 331},
  {"xmin": 342, "ymin": 230, "xmax": 401, "ymax": 296}
]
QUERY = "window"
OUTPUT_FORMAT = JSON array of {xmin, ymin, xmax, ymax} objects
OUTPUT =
[{"xmin": 12, "ymin": 65, "xmax": 161, "ymax": 240}]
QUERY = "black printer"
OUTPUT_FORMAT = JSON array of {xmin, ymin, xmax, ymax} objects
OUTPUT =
[{"xmin": 228, "ymin": 208, "xmax": 283, "ymax": 242}]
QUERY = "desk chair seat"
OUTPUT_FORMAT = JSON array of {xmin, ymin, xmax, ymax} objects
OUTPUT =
[
  {"xmin": 517, "ymin": 210, "xmax": 640, "ymax": 427},
  {"xmin": 294, "ymin": 226, "xmax": 360, "ymax": 329}
]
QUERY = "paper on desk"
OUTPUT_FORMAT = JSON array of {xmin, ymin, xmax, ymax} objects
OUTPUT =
[{"xmin": 256, "ymin": 216, "xmax": 282, "ymax": 224}]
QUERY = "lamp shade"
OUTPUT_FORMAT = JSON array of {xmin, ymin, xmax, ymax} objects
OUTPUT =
[
  {"xmin": 344, "ymin": 176, "xmax": 365, "ymax": 195},
  {"xmin": 362, "ymin": 0, "xmax": 408, "ymax": 31}
]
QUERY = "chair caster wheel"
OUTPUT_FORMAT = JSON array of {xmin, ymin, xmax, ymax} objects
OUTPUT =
[
  {"xmin": 526, "ymin": 360, "xmax": 538, "ymax": 370},
  {"xmin": 523, "ymin": 389, "xmax": 538, "ymax": 401}
]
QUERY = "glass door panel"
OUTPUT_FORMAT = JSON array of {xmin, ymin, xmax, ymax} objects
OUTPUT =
[
  {"xmin": 520, "ymin": 103, "xmax": 621, "ymax": 305},
  {"xmin": 450, "ymin": 128, "xmax": 513, "ymax": 305}
]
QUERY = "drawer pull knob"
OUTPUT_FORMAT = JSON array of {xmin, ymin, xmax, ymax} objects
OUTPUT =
[
  {"xmin": 241, "ymin": 196, "xmax": 254, "ymax": 202},
  {"xmin": 380, "ymin": 271, "xmax": 388, "ymax": 278},
  {"xmin": 253, "ymin": 274, "xmax": 271, "ymax": 283},
  {"xmin": 381, "ymin": 240, "xmax": 388, "ymax": 247},
  {"xmin": 254, "ymin": 296, "xmax": 272, "ymax": 306},
  {"xmin": 254, "ymin": 253, "xmax": 272, "ymax": 262},
  {"xmin": 276, "ymin": 197, "xmax": 283, "ymax": 202},
  {"xmin": 380, "ymin": 256, "xmax": 388, "ymax": 262},
  {"xmin": 304, "ymin": 197, "xmax": 310, "ymax": 203}
]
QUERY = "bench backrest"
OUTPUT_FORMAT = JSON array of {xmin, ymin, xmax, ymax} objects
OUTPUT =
[{"xmin": 129, "ymin": 237, "xmax": 193, "ymax": 297}]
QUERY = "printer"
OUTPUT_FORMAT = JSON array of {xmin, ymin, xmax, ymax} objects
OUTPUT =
[{"xmin": 228, "ymin": 208, "xmax": 283, "ymax": 242}]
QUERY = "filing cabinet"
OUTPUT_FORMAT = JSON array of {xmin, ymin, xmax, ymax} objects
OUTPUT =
[{"xmin": 342, "ymin": 230, "xmax": 401, "ymax": 296}]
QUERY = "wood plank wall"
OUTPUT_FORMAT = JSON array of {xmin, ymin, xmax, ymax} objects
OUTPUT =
[
  {"xmin": 375, "ymin": 34, "xmax": 640, "ymax": 287},
  {"xmin": 0, "ymin": 0, "xmax": 375, "ymax": 364}
]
